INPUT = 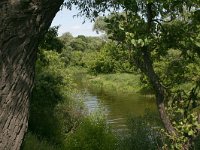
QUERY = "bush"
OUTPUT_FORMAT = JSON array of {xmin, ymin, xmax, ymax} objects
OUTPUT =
[
  {"xmin": 118, "ymin": 111, "xmax": 164, "ymax": 150},
  {"xmin": 70, "ymin": 51, "xmax": 85, "ymax": 66},
  {"xmin": 26, "ymin": 50, "xmax": 81, "ymax": 148},
  {"xmin": 21, "ymin": 133, "xmax": 59, "ymax": 150},
  {"xmin": 84, "ymin": 42, "xmax": 134, "ymax": 74},
  {"xmin": 85, "ymin": 51, "xmax": 115, "ymax": 74},
  {"xmin": 65, "ymin": 112, "xmax": 116, "ymax": 150}
]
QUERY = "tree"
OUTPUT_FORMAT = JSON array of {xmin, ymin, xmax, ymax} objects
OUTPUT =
[
  {"xmin": 39, "ymin": 26, "xmax": 64, "ymax": 53},
  {"xmin": 0, "ymin": 1, "xmax": 64, "ymax": 149},
  {"xmin": 60, "ymin": 32, "xmax": 74, "ymax": 47},
  {"xmin": 93, "ymin": 16, "xmax": 108, "ymax": 34},
  {"xmin": 70, "ymin": 36, "xmax": 87, "ymax": 51},
  {"xmin": 67, "ymin": 0, "xmax": 200, "ymax": 148}
]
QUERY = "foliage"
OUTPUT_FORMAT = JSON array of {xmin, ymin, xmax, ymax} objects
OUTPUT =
[
  {"xmin": 70, "ymin": 36, "xmax": 87, "ymax": 51},
  {"xmin": 60, "ymin": 33, "xmax": 105, "ymax": 52},
  {"xmin": 163, "ymin": 83, "xmax": 200, "ymax": 149},
  {"xmin": 118, "ymin": 111, "xmax": 164, "ymax": 150},
  {"xmin": 65, "ymin": 0, "xmax": 200, "ymax": 148},
  {"xmin": 85, "ymin": 51, "xmax": 115, "ymax": 74},
  {"xmin": 93, "ymin": 16, "xmax": 108, "ymax": 34},
  {"xmin": 154, "ymin": 49, "xmax": 200, "ymax": 90},
  {"xmin": 60, "ymin": 33, "xmax": 136, "ymax": 74},
  {"xmin": 21, "ymin": 133, "xmax": 59, "ymax": 150},
  {"xmin": 21, "ymin": 49, "xmax": 85, "ymax": 150},
  {"xmin": 69, "ymin": 51, "xmax": 85, "ymax": 66},
  {"xmin": 82, "ymin": 72, "xmax": 142, "ymax": 95},
  {"xmin": 60, "ymin": 34, "xmax": 105, "ymax": 66},
  {"xmin": 65, "ymin": 112, "xmax": 116, "ymax": 150},
  {"xmin": 39, "ymin": 26, "xmax": 64, "ymax": 53},
  {"xmin": 24, "ymin": 0, "xmax": 200, "ymax": 148},
  {"xmin": 61, "ymin": 37, "xmax": 135, "ymax": 73},
  {"xmin": 83, "ymin": 42, "xmax": 135, "ymax": 74},
  {"xmin": 23, "ymin": 48, "xmax": 119, "ymax": 149}
]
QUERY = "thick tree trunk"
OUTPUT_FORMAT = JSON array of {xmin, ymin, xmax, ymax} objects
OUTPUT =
[{"xmin": 0, "ymin": 1, "xmax": 63, "ymax": 149}]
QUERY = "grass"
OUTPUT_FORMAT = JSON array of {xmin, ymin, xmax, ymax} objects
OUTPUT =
[
  {"xmin": 65, "ymin": 111, "xmax": 117, "ymax": 150},
  {"xmin": 21, "ymin": 132, "xmax": 60, "ymax": 150},
  {"xmin": 68, "ymin": 66, "xmax": 154, "ymax": 97},
  {"xmin": 87, "ymin": 73, "xmax": 141, "ymax": 93}
]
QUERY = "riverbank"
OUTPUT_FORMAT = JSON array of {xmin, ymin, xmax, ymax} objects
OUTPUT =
[
  {"xmin": 22, "ymin": 59, "xmax": 160, "ymax": 150},
  {"xmin": 22, "ymin": 51, "xmax": 117, "ymax": 150},
  {"xmin": 66, "ymin": 67, "xmax": 161, "ymax": 149},
  {"xmin": 69, "ymin": 67, "xmax": 154, "ymax": 98}
]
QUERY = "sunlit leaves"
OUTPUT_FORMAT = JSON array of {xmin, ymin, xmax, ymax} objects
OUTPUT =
[{"xmin": 166, "ymin": 102, "xmax": 200, "ymax": 149}]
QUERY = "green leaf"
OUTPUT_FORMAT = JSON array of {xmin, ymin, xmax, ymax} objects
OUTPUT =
[
  {"xmin": 138, "ymin": 39, "xmax": 144, "ymax": 47},
  {"xmin": 188, "ymin": 130, "xmax": 194, "ymax": 136},
  {"xmin": 131, "ymin": 39, "xmax": 137, "ymax": 46},
  {"xmin": 195, "ymin": 41, "xmax": 200, "ymax": 47}
]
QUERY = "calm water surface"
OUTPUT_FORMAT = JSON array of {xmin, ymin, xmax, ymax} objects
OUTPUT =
[{"xmin": 75, "ymin": 75, "xmax": 157, "ymax": 131}]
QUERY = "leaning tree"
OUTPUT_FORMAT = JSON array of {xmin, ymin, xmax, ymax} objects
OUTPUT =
[{"xmin": 0, "ymin": 1, "xmax": 64, "ymax": 149}]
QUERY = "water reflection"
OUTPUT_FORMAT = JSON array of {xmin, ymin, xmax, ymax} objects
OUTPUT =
[{"xmin": 76, "ymin": 83, "xmax": 157, "ymax": 131}]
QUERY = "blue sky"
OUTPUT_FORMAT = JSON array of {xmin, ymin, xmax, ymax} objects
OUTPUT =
[{"xmin": 51, "ymin": 7, "xmax": 100, "ymax": 37}]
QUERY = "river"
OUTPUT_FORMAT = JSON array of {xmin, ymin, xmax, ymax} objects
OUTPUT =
[{"xmin": 74, "ymin": 74, "xmax": 157, "ymax": 132}]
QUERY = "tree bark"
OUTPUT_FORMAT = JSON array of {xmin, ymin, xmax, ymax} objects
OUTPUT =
[
  {"xmin": 139, "ymin": 48, "xmax": 177, "ymax": 135},
  {"xmin": 137, "ymin": 3, "xmax": 177, "ymax": 136},
  {"xmin": 0, "ymin": 1, "xmax": 63, "ymax": 149}
]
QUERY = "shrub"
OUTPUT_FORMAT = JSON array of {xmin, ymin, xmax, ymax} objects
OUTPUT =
[
  {"xmin": 118, "ymin": 111, "xmax": 164, "ymax": 150},
  {"xmin": 27, "ymin": 50, "xmax": 80, "ymax": 148},
  {"xmin": 65, "ymin": 112, "xmax": 116, "ymax": 150},
  {"xmin": 70, "ymin": 51, "xmax": 85, "ymax": 66},
  {"xmin": 21, "ymin": 133, "xmax": 59, "ymax": 150},
  {"xmin": 84, "ymin": 42, "xmax": 134, "ymax": 74}
]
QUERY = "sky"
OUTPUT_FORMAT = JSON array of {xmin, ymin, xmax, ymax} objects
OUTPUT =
[{"xmin": 51, "ymin": 7, "xmax": 100, "ymax": 37}]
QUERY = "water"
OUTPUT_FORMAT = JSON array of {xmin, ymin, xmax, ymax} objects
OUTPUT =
[{"xmin": 74, "ymin": 74, "xmax": 157, "ymax": 131}]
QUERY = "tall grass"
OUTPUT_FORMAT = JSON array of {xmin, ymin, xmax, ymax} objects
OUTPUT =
[
  {"xmin": 117, "ymin": 110, "xmax": 164, "ymax": 150},
  {"xmin": 65, "ymin": 111, "xmax": 117, "ymax": 150},
  {"xmin": 86, "ymin": 73, "xmax": 141, "ymax": 94},
  {"xmin": 21, "ymin": 133, "xmax": 59, "ymax": 150}
]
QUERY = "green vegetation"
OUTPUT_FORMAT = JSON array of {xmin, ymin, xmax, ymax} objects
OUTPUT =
[
  {"xmin": 65, "ymin": 113, "xmax": 116, "ymax": 150},
  {"xmin": 118, "ymin": 111, "xmax": 163, "ymax": 150},
  {"xmin": 22, "ymin": 48, "xmax": 117, "ymax": 150},
  {"xmin": 83, "ymin": 42, "xmax": 134, "ymax": 74},
  {"xmin": 66, "ymin": 0, "xmax": 200, "ymax": 148},
  {"xmin": 22, "ymin": 133, "xmax": 58, "ymax": 150},
  {"xmin": 84, "ymin": 73, "xmax": 142, "ymax": 94},
  {"xmin": 21, "ymin": 29, "xmax": 117, "ymax": 150},
  {"xmin": 71, "ymin": 69, "xmax": 147, "ymax": 95},
  {"xmin": 23, "ymin": 1, "xmax": 200, "ymax": 147}
]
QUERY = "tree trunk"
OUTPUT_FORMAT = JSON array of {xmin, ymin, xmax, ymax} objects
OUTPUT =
[
  {"xmin": 137, "ymin": 3, "xmax": 178, "ymax": 136},
  {"xmin": 139, "ymin": 48, "xmax": 177, "ymax": 135},
  {"xmin": 0, "ymin": 1, "xmax": 63, "ymax": 149}
]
